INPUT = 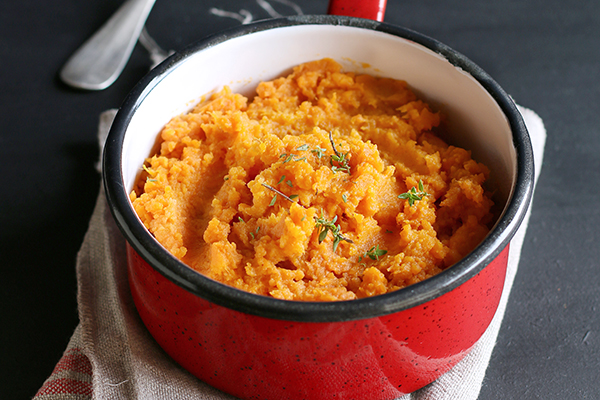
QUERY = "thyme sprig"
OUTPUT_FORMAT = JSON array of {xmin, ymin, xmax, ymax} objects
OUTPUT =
[
  {"xmin": 280, "ymin": 153, "xmax": 306, "ymax": 163},
  {"xmin": 366, "ymin": 245, "xmax": 388, "ymax": 260},
  {"xmin": 328, "ymin": 131, "xmax": 351, "ymax": 174},
  {"xmin": 330, "ymin": 152, "xmax": 351, "ymax": 174},
  {"xmin": 279, "ymin": 136, "xmax": 350, "ymax": 174},
  {"xmin": 314, "ymin": 212, "xmax": 354, "ymax": 252},
  {"xmin": 398, "ymin": 179, "xmax": 430, "ymax": 206},
  {"xmin": 258, "ymin": 183, "xmax": 355, "ymax": 252},
  {"xmin": 261, "ymin": 183, "xmax": 302, "ymax": 206},
  {"xmin": 311, "ymin": 145, "xmax": 327, "ymax": 159}
]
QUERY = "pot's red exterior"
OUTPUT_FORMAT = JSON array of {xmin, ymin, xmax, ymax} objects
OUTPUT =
[{"xmin": 127, "ymin": 244, "xmax": 508, "ymax": 400}]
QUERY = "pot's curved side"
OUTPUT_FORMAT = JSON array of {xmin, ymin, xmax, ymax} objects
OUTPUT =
[{"xmin": 127, "ymin": 244, "xmax": 508, "ymax": 400}]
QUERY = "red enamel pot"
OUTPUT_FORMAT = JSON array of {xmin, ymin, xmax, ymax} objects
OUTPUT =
[{"xmin": 103, "ymin": 0, "xmax": 534, "ymax": 399}]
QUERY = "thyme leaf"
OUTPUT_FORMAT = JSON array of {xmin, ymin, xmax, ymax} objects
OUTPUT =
[
  {"xmin": 269, "ymin": 195, "xmax": 277, "ymax": 207},
  {"xmin": 398, "ymin": 179, "xmax": 430, "ymax": 206}
]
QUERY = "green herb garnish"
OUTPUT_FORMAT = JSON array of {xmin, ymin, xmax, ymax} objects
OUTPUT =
[
  {"xmin": 269, "ymin": 195, "xmax": 277, "ymax": 207},
  {"xmin": 398, "ymin": 179, "xmax": 430, "ymax": 206},
  {"xmin": 314, "ymin": 212, "xmax": 353, "ymax": 252},
  {"xmin": 311, "ymin": 145, "xmax": 327, "ymax": 159},
  {"xmin": 281, "ymin": 153, "xmax": 296, "ymax": 163},
  {"xmin": 331, "ymin": 153, "xmax": 351, "ymax": 174},
  {"xmin": 328, "ymin": 131, "xmax": 351, "ymax": 174},
  {"xmin": 261, "ymin": 183, "xmax": 302, "ymax": 206},
  {"xmin": 280, "ymin": 152, "xmax": 307, "ymax": 163},
  {"xmin": 366, "ymin": 245, "xmax": 388, "ymax": 261}
]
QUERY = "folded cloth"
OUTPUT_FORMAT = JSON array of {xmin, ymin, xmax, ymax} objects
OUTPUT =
[{"xmin": 33, "ymin": 106, "xmax": 546, "ymax": 400}]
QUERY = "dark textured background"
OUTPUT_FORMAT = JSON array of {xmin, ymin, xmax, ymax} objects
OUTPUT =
[{"xmin": 2, "ymin": 0, "xmax": 599, "ymax": 398}]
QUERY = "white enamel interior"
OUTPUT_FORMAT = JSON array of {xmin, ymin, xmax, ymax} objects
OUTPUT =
[{"xmin": 122, "ymin": 24, "xmax": 516, "ymax": 211}]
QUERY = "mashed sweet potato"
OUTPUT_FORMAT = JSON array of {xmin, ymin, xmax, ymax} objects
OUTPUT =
[{"xmin": 130, "ymin": 58, "xmax": 494, "ymax": 301}]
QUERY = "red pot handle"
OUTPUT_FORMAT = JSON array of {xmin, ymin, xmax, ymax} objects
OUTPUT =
[{"xmin": 327, "ymin": 0, "xmax": 388, "ymax": 22}]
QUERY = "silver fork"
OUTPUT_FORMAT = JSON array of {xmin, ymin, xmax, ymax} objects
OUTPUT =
[{"xmin": 60, "ymin": 0, "xmax": 157, "ymax": 90}]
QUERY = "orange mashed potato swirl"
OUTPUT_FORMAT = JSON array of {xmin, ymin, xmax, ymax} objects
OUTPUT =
[{"xmin": 130, "ymin": 58, "xmax": 494, "ymax": 301}]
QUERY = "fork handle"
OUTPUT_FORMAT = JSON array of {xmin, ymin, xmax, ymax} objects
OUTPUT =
[{"xmin": 327, "ymin": 0, "xmax": 387, "ymax": 22}]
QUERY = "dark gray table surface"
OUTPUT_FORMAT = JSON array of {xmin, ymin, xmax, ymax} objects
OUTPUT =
[{"xmin": 2, "ymin": 0, "xmax": 599, "ymax": 398}]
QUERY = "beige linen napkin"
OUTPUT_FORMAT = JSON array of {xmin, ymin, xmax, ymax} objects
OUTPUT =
[{"xmin": 34, "ymin": 106, "xmax": 545, "ymax": 400}]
